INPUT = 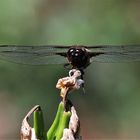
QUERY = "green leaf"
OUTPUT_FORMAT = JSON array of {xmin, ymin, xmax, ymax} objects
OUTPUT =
[
  {"xmin": 33, "ymin": 106, "xmax": 45, "ymax": 140},
  {"xmin": 47, "ymin": 102, "xmax": 65, "ymax": 140},
  {"xmin": 55, "ymin": 111, "xmax": 71, "ymax": 140}
]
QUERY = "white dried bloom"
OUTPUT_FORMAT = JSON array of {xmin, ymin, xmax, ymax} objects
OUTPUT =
[
  {"xmin": 61, "ymin": 129, "xmax": 75, "ymax": 140},
  {"xmin": 56, "ymin": 69, "xmax": 84, "ymax": 98},
  {"xmin": 69, "ymin": 106, "xmax": 80, "ymax": 134}
]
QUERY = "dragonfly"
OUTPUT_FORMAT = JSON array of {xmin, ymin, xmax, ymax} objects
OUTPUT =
[
  {"xmin": 0, "ymin": 44, "xmax": 140, "ymax": 91},
  {"xmin": 0, "ymin": 45, "xmax": 140, "ymax": 75}
]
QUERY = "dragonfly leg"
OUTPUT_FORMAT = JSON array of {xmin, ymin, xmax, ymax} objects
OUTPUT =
[
  {"xmin": 79, "ymin": 69, "xmax": 85, "ymax": 94},
  {"xmin": 64, "ymin": 63, "xmax": 72, "ymax": 69}
]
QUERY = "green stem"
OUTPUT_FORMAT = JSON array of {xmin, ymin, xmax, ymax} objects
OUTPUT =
[
  {"xmin": 55, "ymin": 111, "xmax": 71, "ymax": 140},
  {"xmin": 47, "ymin": 102, "xmax": 64, "ymax": 140},
  {"xmin": 33, "ymin": 106, "xmax": 45, "ymax": 140}
]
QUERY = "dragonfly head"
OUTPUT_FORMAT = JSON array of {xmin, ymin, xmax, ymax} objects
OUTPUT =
[{"xmin": 67, "ymin": 47, "xmax": 90, "ymax": 69}]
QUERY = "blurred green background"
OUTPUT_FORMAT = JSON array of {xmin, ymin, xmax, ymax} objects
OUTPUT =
[{"xmin": 0, "ymin": 0, "xmax": 140, "ymax": 139}]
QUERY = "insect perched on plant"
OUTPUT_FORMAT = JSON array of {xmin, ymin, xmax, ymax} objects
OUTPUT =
[{"xmin": 0, "ymin": 45, "xmax": 140, "ymax": 85}]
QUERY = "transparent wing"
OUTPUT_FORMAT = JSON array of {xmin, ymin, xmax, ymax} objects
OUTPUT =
[
  {"xmin": 0, "ymin": 44, "xmax": 140, "ymax": 65},
  {"xmin": 87, "ymin": 45, "xmax": 140, "ymax": 62},
  {"xmin": 0, "ymin": 45, "xmax": 70, "ymax": 65}
]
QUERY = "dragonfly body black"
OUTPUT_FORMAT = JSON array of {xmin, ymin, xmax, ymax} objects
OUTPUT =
[{"xmin": 67, "ymin": 47, "xmax": 90, "ymax": 69}]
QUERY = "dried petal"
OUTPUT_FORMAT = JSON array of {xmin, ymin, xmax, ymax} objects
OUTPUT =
[
  {"xmin": 56, "ymin": 69, "xmax": 84, "ymax": 99},
  {"xmin": 20, "ymin": 105, "xmax": 40, "ymax": 140},
  {"xmin": 61, "ymin": 128, "xmax": 75, "ymax": 140},
  {"xmin": 61, "ymin": 105, "xmax": 81, "ymax": 140},
  {"xmin": 69, "ymin": 106, "xmax": 80, "ymax": 134}
]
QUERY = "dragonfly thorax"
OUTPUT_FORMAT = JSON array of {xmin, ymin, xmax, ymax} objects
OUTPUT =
[{"xmin": 67, "ymin": 47, "xmax": 90, "ymax": 69}]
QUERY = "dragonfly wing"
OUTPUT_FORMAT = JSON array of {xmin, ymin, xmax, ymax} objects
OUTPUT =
[
  {"xmin": 88, "ymin": 45, "xmax": 140, "ymax": 63},
  {"xmin": 0, "ymin": 45, "xmax": 70, "ymax": 65}
]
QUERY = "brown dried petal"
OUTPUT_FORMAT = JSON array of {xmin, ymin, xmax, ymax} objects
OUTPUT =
[
  {"xmin": 61, "ymin": 106, "xmax": 81, "ymax": 140},
  {"xmin": 69, "ymin": 106, "xmax": 80, "ymax": 134},
  {"xmin": 20, "ymin": 105, "xmax": 39, "ymax": 140}
]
